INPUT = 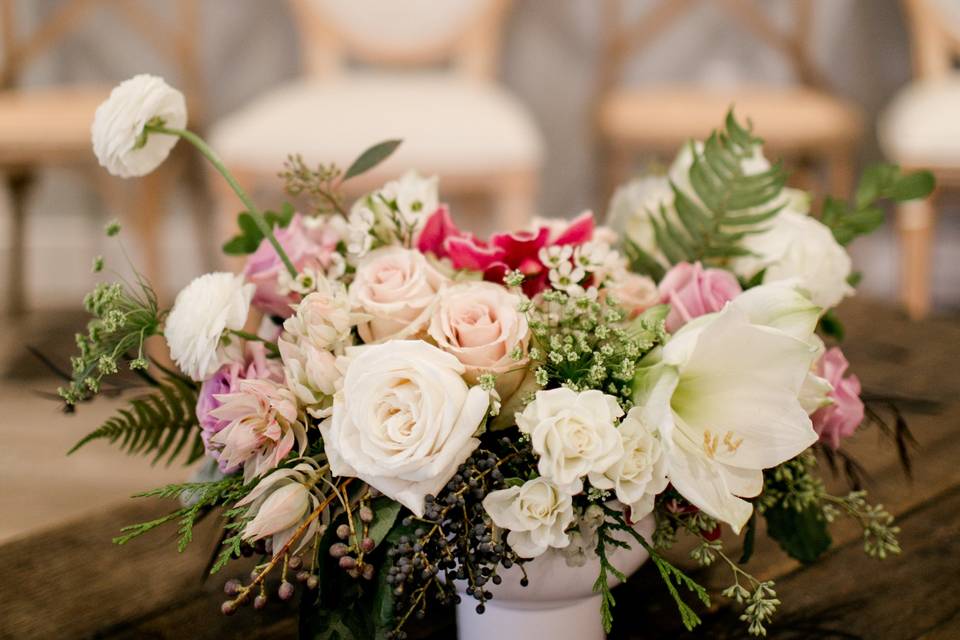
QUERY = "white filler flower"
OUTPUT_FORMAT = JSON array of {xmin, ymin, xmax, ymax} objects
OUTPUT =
[
  {"xmin": 482, "ymin": 476, "xmax": 576, "ymax": 558},
  {"xmin": 320, "ymin": 340, "xmax": 490, "ymax": 516},
  {"xmin": 91, "ymin": 74, "xmax": 186, "ymax": 178},
  {"xmin": 165, "ymin": 272, "xmax": 254, "ymax": 381}
]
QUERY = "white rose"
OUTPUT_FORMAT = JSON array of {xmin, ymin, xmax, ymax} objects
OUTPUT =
[
  {"xmin": 733, "ymin": 210, "xmax": 853, "ymax": 309},
  {"xmin": 278, "ymin": 337, "xmax": 338, "ymax": 418},
  {"xmin": 517, "ymin": 388, "xmax": 625, "ymax": 488},
  {"xmin": 283, "ymin": 278, "xmax": 356, "ymax": 352},
  {"xmin": 320, "ymin": 340, "xmax": 490, "ymax": 516},
  {"xmin": 591, "ymin": 408, "xmax": 669, "ymax": 520},
  {"xmin": 91, "ymin": 74, "xmax": 186, "ymax": 178},
  {"xmin": 165, "ymin": 272, "xmax": 253, "ymax": 381},
  {"xmin": 428, "ymin": 281, "xmax": 530, "ymax": 399},
  {"xmin": 606, "ymin": 175, "xmax": 675, "ymax": 263},
  {"xmin": 482, "ymin": 477, "xmax": 576, "ymax": 558},
  {"xmin": 350, "ymin": 246, "xmax": 449, "ymax": 342},
  {"xmin": 606, "ymin": 269, "xmax": 660, "ymax": 317}
]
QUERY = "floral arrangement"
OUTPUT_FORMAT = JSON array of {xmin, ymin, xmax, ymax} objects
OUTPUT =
[{"xmin": 58, "ymin": 74, "xmax": 933, "ymax": 639}]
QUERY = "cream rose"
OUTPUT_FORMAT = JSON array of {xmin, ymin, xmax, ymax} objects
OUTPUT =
[
  {"xmin": 428, "ymin": 281, "xmax": 530, "ymax": 399},
  {"xmin": 606, "ymin": 270, "xmax": 660, "ymax": 317},
  {"xmin": 591, "ymin": 408, "xmax": 669, "ymax": 520},
  {"xmin": 516, "ymin": 388, "xmax": 625, "ymax": 488},
  {"xmin": 320, "ymin": 340, "xmax": 490, "ymax": 515},
  {"xmin": 350, "ymin": 246, "xmax": 448, "ymax": 342},
  {"xmin": 482, "ymin": 477, "xmax": 576, "ymax": 558}
]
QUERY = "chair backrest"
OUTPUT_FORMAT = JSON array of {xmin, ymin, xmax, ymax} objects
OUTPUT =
[
  {"xmin": 287, "ymin": 0, "xmax": 511, "ymax": 81},
  {"xmin": 0, "ymin": 0, "xmax": 203, "ymax": 119},
  {"xmin": 901, "ymin": 0, "xmax": 960, "ymax": 79},
  {"xmin": 599, "ymin": 0, "xmax": 823, "ymax": 93}
]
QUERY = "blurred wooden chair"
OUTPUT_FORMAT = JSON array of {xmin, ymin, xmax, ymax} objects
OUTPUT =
[
  {"xmin": 208, "ymin": 0, "xmax": 543, "ymax": 238},
  {"xmin": 0, "ymin": 0, "xmax": 203, "ymax": 316},
  {"xmin": 596, "ymin": 0, "xmax": 864, "ymax": 204},
  {"xmin": 878, "ymin": 0, "xmax": 960, "ymax": 319}
]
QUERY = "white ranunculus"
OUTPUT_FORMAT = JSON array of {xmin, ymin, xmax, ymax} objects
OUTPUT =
[
  {"xmin": 516, "ymin": 388, "xmax": 625, "ymax": 489},
  {"xmin": 732, "ymin": 210, "xmax": 854, "ymax": 309},
  {"xmin": 165, "ymin": 272, "xmax": 253, "ymax": 381},
  {"xmin": 428, "ymin": 281, "xmax": 530, "ymax": 399},
  {"xmin": 591, "ymin": 408, "xmax": 669, "ymax": 520},
  {"xmin": 606, "ymin": 175, "xmax": 675, "ymax": 262},
  {"xmin": 633, "ymin": 284, "xmax": 820, "ymax": 532},
  {"xmin": 482, "ymin": 476, "xmax": 576, "ymax": 558},
  {"xmin": 350, "ymin": 246, "xmax": 449, "ymax": 343},
  {"xmin": 91, "ymin": 74, "xmax": 186, "ymax": 178},
  {"xmin": 320, "ymin": 340, "xmax": 490, "ymax": 516}
]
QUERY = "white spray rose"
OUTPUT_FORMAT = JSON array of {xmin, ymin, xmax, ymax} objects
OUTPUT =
[
  {"xmin": 350, "ymin": 246, "xmax": 449, "ymax": 342},
  {"xmin": 165, "ymin": 272, "xmax": 253, "ymax": 381},
  {"xmin": 516, "ymin": 388, "xmax": 625, "ymax": 489},
  {"xmin": 482, "ymin": 477, "xmax": 576, "ymax": 558},
  {"xmin": 91, "ymin": 74, "xmax": 186, "ymax": 178},
  {"xmin": 320, "ymin": 340, "xmax": 490, "ymax": 516},
  {"xmin": 591, "ymin": 408, "xmax": 669, "ymax": 520},
  {"xmin": 733, "ymin": 210, "xmax": 854, "ymax": 309}
]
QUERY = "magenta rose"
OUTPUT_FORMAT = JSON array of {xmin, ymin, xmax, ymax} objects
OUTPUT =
[
  {"xmin": 243, "ymin": 213, "xmax": 342, "ymax": 318},
  {"xmin": 811, "ymin": 347, "xmax": 865, "ymax": 449},
  {"xmin": 196, "ymin": 341, "xmax": 284, "ymax": 471},
  {"xmin": 417, "ymin": 207, "xmax": 595, "ymax": 296},
  {"xmin": 658, "ymin": 262, "xmax": 742, "ymax": 332}
]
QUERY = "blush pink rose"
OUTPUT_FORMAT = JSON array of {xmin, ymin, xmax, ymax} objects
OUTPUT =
[
  {"xmin": 417, "ymin": 207, "xmax": 595, "ymax": 296},
  {"xmin": 658, "ymin": 262, "xmax": 742, "ymax": 332},
  {"xmin": 243, "ymin": 214, "xmax": 342, "ymax": 318},
  {"xmin": 607, "ymin": 271, "xmax": 660, "ymax": 318},
  {"xmin": 811, "ymin": 347, "xmax": 865, "ymax": 449}
]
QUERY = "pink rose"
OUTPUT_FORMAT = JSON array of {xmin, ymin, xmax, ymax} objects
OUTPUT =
[
  {"xmin": 811, "ymin": 347, "xmax": 864, "ymax": 449},
  {"xmin": 196, "ymin": 342, "xmax": 284, "ymax": 472},
  {"xmin": 607, "ymin": 271, "xmax": 660, "ymax": 318},
  {"xmin": 417, "ymin": 207, "xmax": 595, "ymax": 296},
  {"xmin": 428, "ymin": 281, "xmax": 530, "ymax": 399},
  {"xmin": 658, "ymin": 262, "xmax": 742, "ymax": 332},
  {"xmin": 350, "ymin": 246, "xmax": 449, "ymax": 342},
  {"xmin": 243, "ymin": 214, "xmax": 342, "ymax": 318}
]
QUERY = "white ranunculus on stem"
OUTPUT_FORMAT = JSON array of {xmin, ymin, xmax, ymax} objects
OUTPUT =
[
  {"xmin": 164, "ymin": 272, "xmax": 254, "ymax": 381},
  {"xmin": 320, "ymin": 340, "xmax": 491, "ymax": 516},
  {"xmin": 91, "ymin": 74, "xmax": 187, "ymax": 178}
]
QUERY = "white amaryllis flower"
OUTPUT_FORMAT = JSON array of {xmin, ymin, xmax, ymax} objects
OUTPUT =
[
  {"xmin": 482, "ymin": 477, "xmax": 576, "ymax": 558},
  {"xmin": 633, "ymin": 284, "xmax": 820, "ymax": 533},
  {"xmin": 516, "ymin": 388, "xmax": 624, "ymax": 489},
  {"xmin": 320, "ymin": 340, "xmax": 490, "ymax": 516},
  {"xmin": 591, "ymin": 408, "xmax": 669, "ymax": 520},
  {"xmin": 732, "ymin": 210, "xmax": 854, "ymax": 309},
  {"xmin": 237, "ymin": 462, "xmax": 321, "ymax": 555},
  {"xmin": 164, "ymin": 272, "xmax": 254, "ymax": 381},
  {"xmin": 91, "ymin": 74, "xmax": 186, "ymax": 178}
]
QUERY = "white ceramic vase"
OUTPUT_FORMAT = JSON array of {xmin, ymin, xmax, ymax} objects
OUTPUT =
[{"xmin": 456, "ymin": 514, "xmax": 655, "ymax": 640}]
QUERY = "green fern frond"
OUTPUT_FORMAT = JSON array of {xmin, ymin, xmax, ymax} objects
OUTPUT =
[
  {"xmin": 69, "ymin": 375, "xmax": 204, "ymax": 466},
  {"xmin": 650, "ymin": 110, "xmax": 787, "ymax": 268}
]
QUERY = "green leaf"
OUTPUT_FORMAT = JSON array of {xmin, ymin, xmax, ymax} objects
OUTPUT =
[
  {"xmin": 819, "ymin": 310, "xmax": 845, "ymax": 341},
  {"xmin": 366, "ymin": 498, "xmax": 402, "ymax": 548},
  {"xmin": 888, "ymin": 169, "xmax": 935, "ymax": 202},
  {"xmin": 764, "ymin": 502, "xmax": 832, "ymax": 564},
  {"xmin": 221, "ymin": 204, "xmax": 296, "ymax": 255},
  {"xmin": 739, "ymin": 512, "xmax": 757, "ymax": 564},
  {"xmin": 343, "ymin": 139, "xmax": 402, "ymax": 181}
]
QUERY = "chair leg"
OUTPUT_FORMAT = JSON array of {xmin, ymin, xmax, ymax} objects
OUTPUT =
[
  {"xmin": 826, "ymin": 146, "xmax": 856, "ymax": 200},
  {"xmin": 6, "ymin": 171, "xmax": 33, "ymax": 318},
  {"xmin": 493, "ymin": 171, "xmax": 537, "ymax": 232},
  {"xmin": 896, "ymin": 198, "xmax": 936, "ymax": 320},
  {"xmin": 129, "ymin": 166, "xmax": 174, "ymax": 302},
  {"xmin": 600, "ymin": 142, "xmax": 633, "ymax": 216}
]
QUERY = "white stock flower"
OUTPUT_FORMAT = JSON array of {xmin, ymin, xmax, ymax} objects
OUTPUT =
[
  {"xmin": 732, "ymin": 210, "xmax": 854, "ymax": 309},
  {"xmin": 482, "ymin": 477, "xmax": 576, "ymax": 558},
  {"xmin": 91, "ymin": 74, "xmax": 186, "ymax": 178},
  {"xmin": 350, "ymin": 246, "xmax": 449, "ymax": 342},
  {"xmin": 320, "ymin": 340, "xmax": 490, "ymax": 516},
  {"xmin": 164, "ymin": 272, "xmax": 253, "ymax": 381},
  {"xmin": 516, "ymin": 388, "xmax": 624, "ymax": 488},
  {"xmin": 591, "ymin": 408, "xmax": 669, "ymax": 520},
  {"xmin": 237, "ymin": 463, "xmax": 321, "ymax": 555},
  {"xmin": 633, "ymin": 284, "xmax": 820, "ymax": 533}
]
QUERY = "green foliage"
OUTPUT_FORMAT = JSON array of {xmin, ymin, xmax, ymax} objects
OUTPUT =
[
  {"xmin": 366, "ymin": 498, "xmax": 402, "ymax": 548},
  {"xmin": 818, "ymin": 310, "xmax": 846, "ymax": 341},
  {"xmin": 222, "ymin": 202, "xmax": 296, "ymax": 255},
  {"xmin": 343, "ymin": 139, "xmax": 402, "ymax": 181},
  {"xmin": 647, "ymin": 111, "xmax": 786, "ymax": 268},
  {"xmin": 822, "ymin": 163, "xmax": 935, "ymax": 245},
  {"xmin": 764, "ymin": 502, "xmax": 832, "ymax": 565},
  {"xmin": 114, "ymin": 477, "xmax": 245, "ymax": 551},
  {"xmin": 68, "ymin": 374, "xmax": 204, "ymax": 466}
]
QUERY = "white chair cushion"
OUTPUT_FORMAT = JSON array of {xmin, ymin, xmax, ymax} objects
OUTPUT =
[
  {"xmin": 209, "ymin": 72, "xmax": 543, "ymax": 177},
  {"xmin": 879, "ymin": 75, "xmax": 960, "ymax": 165}
]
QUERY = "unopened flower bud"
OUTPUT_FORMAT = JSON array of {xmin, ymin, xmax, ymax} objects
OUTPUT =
[
  {"xmin": 339, "ymin": 556, "xmax": 357, "ymax": 570},
  {"xmin": 360, "ymin": 537, "xmax": 376, "ymax": 553},
  {"xmin": 253, "ymin": 594, "xmax": 267, "ymax": 610},
  {"xmin": 278, "ymin": 581, "xmax": 295, "ymax": 601},
  {"xmin": 221, "ymin": 600, "xmax": 237, "ymax": 616},
  {"xmin": 359, "ymin": 506, "xmax": 374, "ymax": 523},
  {"xmin": 224, "ymin": 579, "xmax": 241, "ymax": 596},
  {"xmin": 329, "ymin": 543, "xmax": 349, "ymax": 558},
  {"xmin": 336, "ymin": 524, "xmax": 350, "ymax": 540},
  {"xmin": 362, "ymin": 564, "xmax": 375, "ymax": 581},
  {"xmin": 288, "ymin": 555, "xmax": 303, "ymax": 570},
  {"xmin": 296, "ymin": 570, "xmax": 310, "ymax": 583},
  {"xmin": 307, "ymin": 575, "xmax": 319, "ymax": 590}
]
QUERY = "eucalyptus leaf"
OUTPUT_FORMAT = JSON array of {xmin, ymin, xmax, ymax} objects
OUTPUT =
[{"xmin": 343, "ymin": 139, "xmax": 402, "ymax": 181}]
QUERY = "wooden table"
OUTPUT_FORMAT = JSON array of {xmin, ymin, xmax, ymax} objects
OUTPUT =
[{"xmin": 3, "ymin": 299, "xmax": 959, "ymax": 640}]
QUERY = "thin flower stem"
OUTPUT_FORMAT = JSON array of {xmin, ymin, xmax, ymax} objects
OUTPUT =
[{"xmin": 145, "ymin": 124, "xmax": 298, "ymax": 278}]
